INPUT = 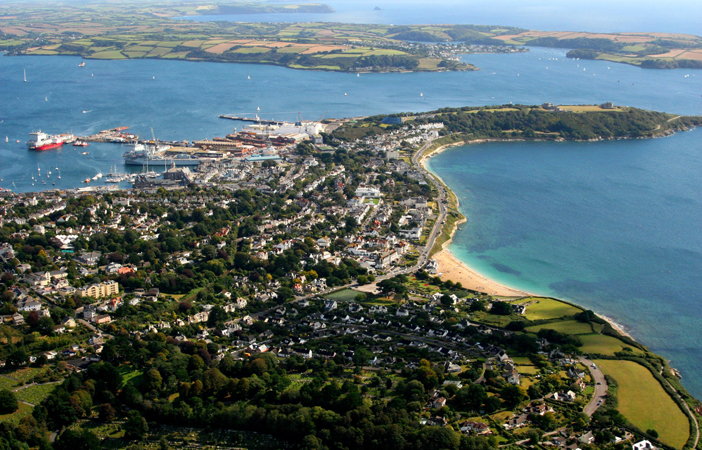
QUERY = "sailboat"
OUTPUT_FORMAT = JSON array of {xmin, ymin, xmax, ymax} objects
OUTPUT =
[
  {"xmin": 420, "ymin": 93, "xmax": 423, "ymax": 97},
  {"xmin": 79, "ymin": 62, "xmax": 85, "ymax": 67},
  {"xmin": 45, "ymin": 97, "xmax": 48, "ymax": 102},
  {"xmin": 344, "ymin": 92, "xmax": 347, "ymax": 96},
  {"xmin": 4, "ymin": 137, "xmax": 7, "ymax": 143},
  {"xmin": 247, "ymin": 75, "xmax": 251, "ymax": 80},
  {"xmin": 23, "ymin": 69, "xmax": 27, "ymax": 82}
]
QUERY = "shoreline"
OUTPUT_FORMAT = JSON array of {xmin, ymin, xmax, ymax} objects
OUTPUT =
[{"xmin": 419, "ymin": 137, "xmax": 635, "ymax": 338}]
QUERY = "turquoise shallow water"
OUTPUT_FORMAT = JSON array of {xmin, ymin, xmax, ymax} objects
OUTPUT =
[{"xmin": 426, "ymin": 130, "xmax": 702, "ymax": 397}]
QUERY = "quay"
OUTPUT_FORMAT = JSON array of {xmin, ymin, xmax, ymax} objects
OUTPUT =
[{"xmin": 218, "ymin": 115, "xmax": 285, "ymax": 126}]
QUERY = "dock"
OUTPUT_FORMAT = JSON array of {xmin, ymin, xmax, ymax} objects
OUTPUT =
[
  {"xmin": 219, "ymin": 115, "xmax": 285, "ymax": 126},
  {"xmin": 81, "ymin": 126, "xmax": 139, "ymax": 144}
]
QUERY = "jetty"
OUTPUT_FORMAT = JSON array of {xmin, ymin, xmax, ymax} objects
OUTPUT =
[{"xmin": 219, "ymin": 115, "xmax": 285, "ymax": 126}]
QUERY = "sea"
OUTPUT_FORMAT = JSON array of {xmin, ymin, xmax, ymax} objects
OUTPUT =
[{"xmin": 3, "ymin": 0, "xmax": 702, "ymax": 397}]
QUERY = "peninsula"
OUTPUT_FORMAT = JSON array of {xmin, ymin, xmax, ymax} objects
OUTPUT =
[
  {"xmin": 0, "ymin": 104, "xmax": 701, "ymax": 450},
  {"xmin": 1, "ymin": 2, "xmax": 701, "ymax": 71}
]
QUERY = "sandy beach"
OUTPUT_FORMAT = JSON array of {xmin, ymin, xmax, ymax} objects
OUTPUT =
[{"xmin": 434, "ymin": 248, "xmax": 531, "ymax": 297}]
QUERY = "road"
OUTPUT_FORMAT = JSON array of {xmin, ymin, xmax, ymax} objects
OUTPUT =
[
  {"xmin": 580, "ymin": 356, "xmax": 607, "ymax": 417},
  {"xmin": 411, "ymin": 139, "xmax": 448, "ymax": 268}
]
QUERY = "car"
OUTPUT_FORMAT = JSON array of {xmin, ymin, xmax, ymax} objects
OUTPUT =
[{"xmin": 596, "ymin": 382, "xmax": 601, "ymax": 385}]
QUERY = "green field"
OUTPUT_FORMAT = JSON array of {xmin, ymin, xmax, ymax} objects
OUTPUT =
[
  {"xmin": 579, "ymin": 334, "xmax": 631, "ymax": 355},
  {"xmin": 0, "ymin": 402, "xmax": 32, "ymax": 425},
  {"xmin": 595, "ymin": 360, "xmax": 689, "ymax": 448},
  {"xmin": 90, "ymin": 50, "xmax": 127, "ymax": 59},
  {"xmin": 119, "ymin": 366, "xmax": 143, "ymax": 387},
  {"xmin": 324, "ymin": 288, "xmax": 361, "ymax": 302},
  {"xmin": 7, "ymin": 367, "xmax": 48, "ymax": 384},
  {"xmin": 519, "ymin": 297, "xmax": 581, "ymax": 321},
  {"xmin": 14, "ymin": 383, "xmax": 58, "ymax": 405},
  {"xmin": 515, "ymin": 365, "xmax": 540, "ymax": 375},
  {"xmin": 0, "ymin": 376, "xmax": 18, "ymax": 391},
  {"xmin": 526, "ymin": 320, "xmax": 594, "ymax": 335}
]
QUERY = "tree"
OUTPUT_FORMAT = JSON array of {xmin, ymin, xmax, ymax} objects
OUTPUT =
[
  {"xmin": 7, "ymin": 349, "xmax": 28, "ymax": 368},
  {"xmin": 0, "ymin": 389, "xmax": 18, "ymax": 414},
  {"xmin": 646, "ymin": 429, "xmax": 659, "ymax": 438},
  {"xmin": 144, "ymin": 368, "xmax": 163, "ymax": 391},
  {"xmin": 277, "ymin": 286, "xmax": 295, "ymax": 303},
  {"xmin": 124, "ymin": 410, "xmax": 149, "ymax": 440},
  {"xmin": 490, "ymin": 301, "xmax": 512, "ymax": 315},
  {"xmin": 484, "ymin": 396, "xmax": 502, "ymax": 413},
  {"xmin": 440, "ymin": 294, "xmax": 454, "ymax": 307},
  {"xmin": 99, "ymin": 403, "xmax": 116, "ymax": 422},
  {"xmin": 55, "ymin": 429, "xmax": 102, "ymax": 450},
  {"xmin": 500, "ymin": 384, "xmax": 527, "ymax": 408}
]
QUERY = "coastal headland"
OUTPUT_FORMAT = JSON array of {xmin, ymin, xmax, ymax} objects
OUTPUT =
[{"xmin": 401, "ymin": 104, "xmax": 702, "ymax": 447}]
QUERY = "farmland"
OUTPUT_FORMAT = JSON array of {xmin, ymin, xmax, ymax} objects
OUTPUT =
[
  {"xmin": 0, "ymin": 3, "xmax": 492, "ymax": 72},
  {"xmin": 595, "ymin": 359, "xmax": 689, "ymax": 448}
]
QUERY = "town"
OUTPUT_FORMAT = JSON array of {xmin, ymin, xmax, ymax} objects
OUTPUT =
[{"xmin": 0, "ymin": 106, "xmax": 696, "ymax": 450}]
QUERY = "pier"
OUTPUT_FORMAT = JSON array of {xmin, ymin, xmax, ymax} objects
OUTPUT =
[{"xmin": 218, "ymin": 115, "xmax": 285, "ymax": 126}]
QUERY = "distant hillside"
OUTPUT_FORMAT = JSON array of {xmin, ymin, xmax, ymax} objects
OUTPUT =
[{"xmin": 210, "ymin": 3, "xmax": 335, "ymax": 15}]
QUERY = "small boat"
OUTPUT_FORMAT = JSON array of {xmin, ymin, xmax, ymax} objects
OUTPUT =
[
  {"xmin": 79, "ymin": 62, "xmax": 85, "ymax": 67},
  {"xmin": 23, "ymin": 69, "xmax": 26, "ymax": 83},
  {"xmin": 152, "ymin": 76, "xmax": 155, "ymax": 79},
  {"xmin": 92, "ymin": 172, "xmax": 102, "ymax": 180},
  {"xmin": 247, "ymin": 75, "xmax": 250, "ymax": 80},
  {"xmin": 81, "ymin": 151, "xmax": 89, "ymax": 155},
  {"xmin": 357, "ymin": 73, "xmax": 360, "ymax": 77},
  {"xmin": 73, "ymin": 140, "xmax": 89, "ymax": 147},
  {"xmin": 420, "ymin": 93, "xmax": 423, "ymax": 97},
  {"xmin": 344, "ymin": 92, "xmax": 347, "ymax": 96},
  {"xmin": 4, "ymin": 137, "xmax": 7, "ymax": 143},
  {"xmin": 45, "ymin": 97, "xmax": 48, "ymax": 102}
]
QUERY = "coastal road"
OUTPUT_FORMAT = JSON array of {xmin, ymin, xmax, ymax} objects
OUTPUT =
[
  {"xmin": 580, "ymin": 356, "xmax": 608, "ymax": 417},
  {"xmin": 411, "ymin": 139, "xmax": 449, "ymax": 268}
]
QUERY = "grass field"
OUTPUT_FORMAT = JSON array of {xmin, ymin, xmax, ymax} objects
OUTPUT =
[
  {"xmin": 0, "ymin": 402, "xmax": 32, "ymax": 425},
  {"xmin": 557, "ymin": 105, "xmax": 623, "ymax": 112},
  {"xmin": 595, "ymin": 360, "xmax": 689, "ymax": 448},
  {"xmin": 8, "ymin": 367, "xmax": 48, "ymax": 384},
  {"xmin": 579, "ymin": 334, "xmax": 631, "ymax": 355},
  {"xmin": 14, "ymin": 383, "xmax": 58, "ymax": 405},
  {"xmin": 0, "ymin": 376, "xmax": 18, "ymax": 391},
  {"xmin": 526, "ymin": 320, "xmax": 594, "ymax": 335},
  {"xmin": 519, "ymin": 297, "xmax": 581, "ymax": 321},
  {"xmin": 515, "ymin": 365, "xmax": 540, "ymax": 375},
  {"xmin": 119, "ymin": 366, "xmax": 143, "ymax": 387},
  {"xmin": 324, "ymin": 288, "xmax": 361, "ymax": 302}
]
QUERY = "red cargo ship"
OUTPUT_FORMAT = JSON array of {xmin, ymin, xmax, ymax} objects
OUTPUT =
[{"xmin": 27, "ymin": 131, "xmax": 74, "ymax": 151}]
